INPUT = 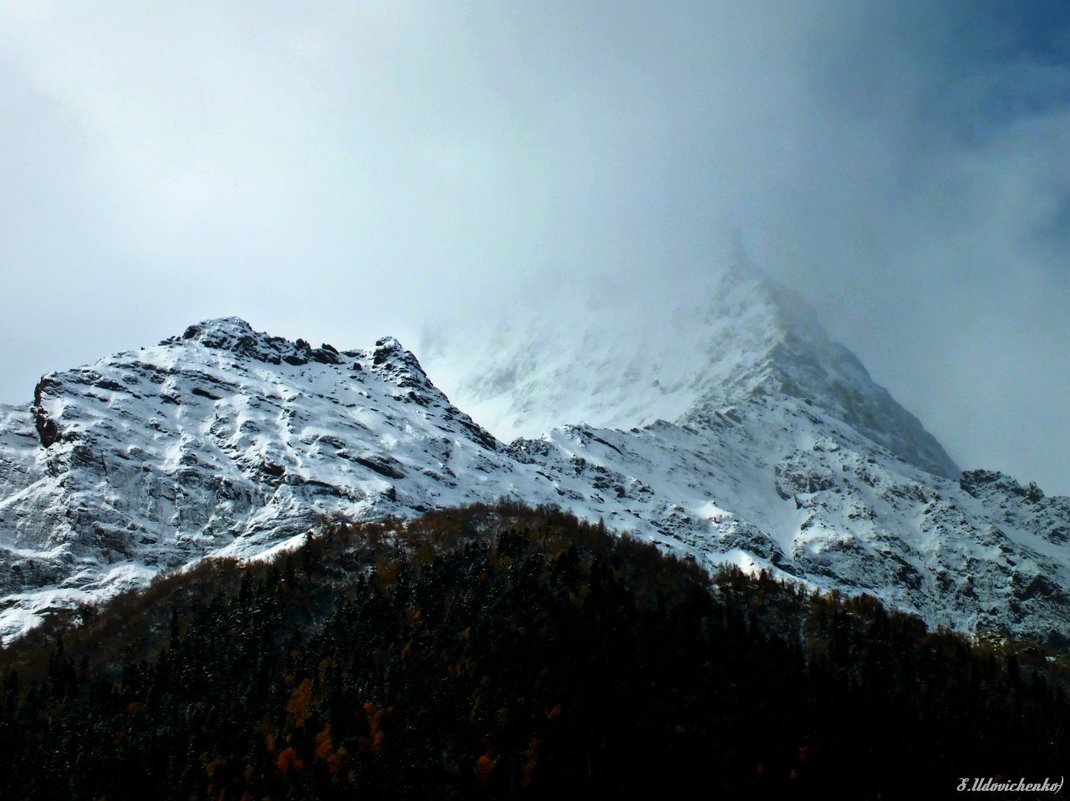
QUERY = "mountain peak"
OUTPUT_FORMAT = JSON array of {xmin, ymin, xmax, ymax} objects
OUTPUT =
[
  {"xmin": 162, "ymin": 317, "xmax": 339, "ymax": 368},
  {"xmin": 156, "ymin": 319, "xmax": 438, "ymax": 395},
  {"xmin": 685, "ymin": 269, "xmax": 960, "ymax": 478},
  {"xmin": 168, "ymin": 316, "xmax": 286, "ymax": 362},
  {"xmin": 426, "ymin": 263, "xmax": 959, "ymax": 478},
  {"xmin": 179, "ymin": 316, "xmax": 256, "ymax": 346}
]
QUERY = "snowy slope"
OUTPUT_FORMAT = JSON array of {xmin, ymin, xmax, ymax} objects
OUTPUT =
[
  {"xmin": 511, "ymin": 400, "xmax": 1070, "ymax": 641},
  {"xmin": 1, "ymin": 304, "xmax": 1067, "ymax": 646}
]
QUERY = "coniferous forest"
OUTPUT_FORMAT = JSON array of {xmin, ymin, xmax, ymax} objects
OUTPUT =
[{"xmin": 0, "ymin": 503, "xmax": 1067, "ymax": 800}]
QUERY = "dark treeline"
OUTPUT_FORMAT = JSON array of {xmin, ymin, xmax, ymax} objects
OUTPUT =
[{"xmin": 0, "ymin": 502, "xmax": 1067, "ymax": 800}]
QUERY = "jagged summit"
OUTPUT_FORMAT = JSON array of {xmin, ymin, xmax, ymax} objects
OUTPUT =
[
  {"xmin": 427, "ymin": 263, "xmax": 959, "ymax": 478},
  {"xmin": 167, "ymin": 316, "xmax": 355, "ymax": 369},
  {"xmin": 179, "ymin": 315, "xmax": 255, "ymax": 343},
  {"xmin": 27, "ymin": 318, "xmax": 448, "ymax": 452},
  {"xmin": 159, "ymin": 319, "xmax": 440, "ymax": 396}
]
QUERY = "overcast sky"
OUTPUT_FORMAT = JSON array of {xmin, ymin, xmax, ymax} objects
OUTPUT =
[{"xmin": 2, "ymin": 2, "xmax": 1068, "ymax": 493}]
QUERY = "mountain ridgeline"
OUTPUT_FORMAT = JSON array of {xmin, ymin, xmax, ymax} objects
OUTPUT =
[
  {"xmin": 0, "ymin": 266, "xmax": 1068, "ymax": 646},
  {"xmin": 1, "ymin": 504, "xmax": 1066, "ymax": 800}
]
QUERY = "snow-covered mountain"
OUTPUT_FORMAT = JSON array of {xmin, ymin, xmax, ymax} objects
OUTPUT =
[
  {"xmin": 1, "ymin": 269, "xmax": 1068, "ymax": 646},
  {"xmin": 0, "ymin": 319, "xmax": 550, "ymax": 640}
]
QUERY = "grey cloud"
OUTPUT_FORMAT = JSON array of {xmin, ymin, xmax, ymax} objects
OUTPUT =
[{"xmin": 1, "ymin": 2, "xmax": 1068, "ymax": 492}]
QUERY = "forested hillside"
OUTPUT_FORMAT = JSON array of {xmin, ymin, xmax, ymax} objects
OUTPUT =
[{"xmin": 1, "ymin": 503, "xmax": 1067, "ymax": 799}]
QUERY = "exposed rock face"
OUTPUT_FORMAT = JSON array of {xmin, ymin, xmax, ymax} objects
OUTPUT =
[
  {"xmin": 32, "ymin": 378, "xmax": 62, "ymax": 448},
  {"xmin": 0, "ymin": 307, "xmax": 1067, "ymax": 647}
]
